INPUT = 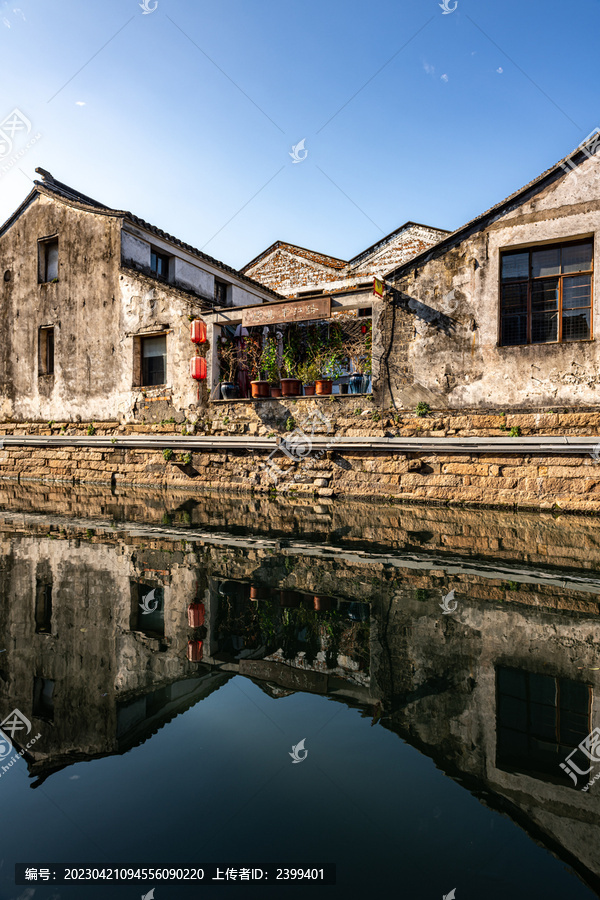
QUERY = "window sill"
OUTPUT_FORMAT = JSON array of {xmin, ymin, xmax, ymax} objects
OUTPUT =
[{"xmin": 498, "ymin": 338, "xmax": 594, "ymax": 348}]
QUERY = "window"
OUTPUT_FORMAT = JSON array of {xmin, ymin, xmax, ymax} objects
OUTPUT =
[
  {"xmin": 38, "ymin": 326, "xmax": 55, "ymax": 376},
  {"xmin": 151, "ymin": 249, "xmax": 170, "ymax": 279},
  {"xmin": 130, "ymin": 581, "xmax": 165, "ymax": 638},
  {"xmin": 141, "ymin": 334, "xmax": 166, "ymax": 386},
  {"xmin": 39, "ymin": 238, "xmax": 58, "ymax": 283},
  {"xmin": 33, "ymin": 677, "xmax": 55, "ymax": 721},
  {"xmin": 496, "ymin": 666, "xmax": 591, "ymax": 782},
  {"xmin": 214, "ymin": 280, "xmax": 228, "ymax": 304},
  {"xmin": 500, "ymin": 239, "xmax": 593, "ymax": 345},
  {"xmin": 35, "ymin": 575, "xmax": 52, "ymax": 634}
]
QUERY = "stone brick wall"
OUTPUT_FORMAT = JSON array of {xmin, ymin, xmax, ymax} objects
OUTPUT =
[{"xmin": 1, "ymin": 439, "xmax": 600, "ymax": 512}]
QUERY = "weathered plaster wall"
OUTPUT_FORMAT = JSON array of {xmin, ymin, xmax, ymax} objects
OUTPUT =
[
  {"xmin": 0, "ymin": 195, "xmax": 210, "ymax": 423},
  {"xmin": 388, "ymin": 157, "xmax": 600, "ymax": 410}
]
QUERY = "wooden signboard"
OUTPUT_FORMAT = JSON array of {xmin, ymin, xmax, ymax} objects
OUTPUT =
[{"xmin": 241, "ymin": 296, "xmax": 331, "ymax": 328}]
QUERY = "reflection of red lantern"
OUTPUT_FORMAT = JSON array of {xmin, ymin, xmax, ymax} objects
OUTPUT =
[
  {"xmin": 188, "ymin": 602, "xmax": 205, "ymax": 628},
  {"xmin": 191, "ymin": 320, "xmax": 207, "ymax": 344},
  {"xmin": 313, "ymin": 595, "xmax": 331, "ymax": 612},
  {"xmin": 187, "ymin": 640, "xmax": 203, "ymax": 662},
  {"xmin": 190, "ymin": 357, "xmax": 207, "ymax": 380}
]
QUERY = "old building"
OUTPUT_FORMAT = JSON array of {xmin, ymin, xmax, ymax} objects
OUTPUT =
[
  {"xmin": 0, "ymin": 168, "xmax": 279, "ymax": 424},
  {"xmin": 241, "ymin": 222, "xmax": 449, "ymax": 297},
  {"xmin": 382, "ymin": 133, "xmax": 600, "ymax": 410}
]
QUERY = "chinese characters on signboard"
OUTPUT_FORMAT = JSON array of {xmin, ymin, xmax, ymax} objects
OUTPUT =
[{"xmin": 241, "ymin": 296, "xmax": 331, "ymax": 328}]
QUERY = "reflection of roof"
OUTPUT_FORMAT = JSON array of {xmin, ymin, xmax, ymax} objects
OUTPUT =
[
  {"xmin": 0, "ymin": 168, "xmax": 283, "ymax": 300},
  {"xmin": 27, "ymin": 672, "xmax": 231, "ymax": 788}
]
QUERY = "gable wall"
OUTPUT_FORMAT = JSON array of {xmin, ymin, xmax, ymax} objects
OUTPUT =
[{"xmin": 385, "ymin": 156, "xmax": 600, "ymax": 410}]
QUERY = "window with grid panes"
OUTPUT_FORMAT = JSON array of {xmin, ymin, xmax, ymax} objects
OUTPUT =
[{"xmin": 500, "ymin": 239, "xmax": 593, "ymax": 346}]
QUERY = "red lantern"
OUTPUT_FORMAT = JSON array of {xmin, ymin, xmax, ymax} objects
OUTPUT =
[
  {"xmin": 191, "ymin": 320, "xmax": 207, "ymax": 344},
  {"xmin": 188, "ymin": 602, "xmax": 205, "ymax": 628},
  {"xmin": 361, "ymin": 324, "xmax": 367, "ymax": 334},
  {"xmin": 190, "ymin": 357, "xmax": 207, "ymax": 380},
  {"xmin": 187, "ymin": 640, "xmax": 203, "ymax": 662}
]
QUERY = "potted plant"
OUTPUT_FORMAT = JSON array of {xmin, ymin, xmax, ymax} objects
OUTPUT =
[
  {"xmin": 218, "ymin": 337, "xmax": 239, "ymax": 400},
  {"xmin": 297, "ymin": 358, "xmax": 319, "ymax": 396},
  {"xmin": 315, "ymin": 352, "xmax": 343, "ymax": 395},
  {"xmin": 280, "ymin": 344, "xmax": 301, "ymax": 397},
  {"xmin": 245, "ymin": 335, "xmax": 270, "ymax": 398},
  {"xmin": 344, "ymin": 322, "xmax": 372, "ymax": 394},
  {"xmin": 260, "ymin": 338, "xmax": 282, "ymax": 398}
]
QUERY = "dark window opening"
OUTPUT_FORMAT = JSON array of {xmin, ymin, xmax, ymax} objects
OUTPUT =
[
  {"xmin": 500, "ymin": 239, "xmax": 593, "ymax": 346},
  {"xmin": 33, "ymin": 677, "xmax": 55, "ymax": 721},
  {"xmin": 141, "ymin": 334, "xmax": 166, "ymax": 386},
  {"xmin": 214, "ymin": 281, "xmax": 228, "ymax": 304},
  {"xmin": 496, "ymin": 666, "xmax": 591, "ymax": 783},
  {"xmin": 35, "ymin": 577, "xmax": 52, "ymax": 634},
  {"xmin": 130, "ymin": 581, "xmax": 165, "ymax": 638},
  {"xmin": 39, "ymin": 238, "xmax": 58, "ymax": 283},
  {"xmin": 151, "ymin": 249, "xmax": 170, "ymax": 279},
  {"xmin": 38, "ymin": 326, "xmax": 55, "ymax": 376}
]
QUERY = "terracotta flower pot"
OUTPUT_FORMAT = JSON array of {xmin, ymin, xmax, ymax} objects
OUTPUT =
[
  {"xmin": 316, "ymin": 379, "xmax": 333, "ymax": 395},
  {"xmin": 251, "ymin": 380, "xmax": 271, "ymax": 398},
  {"xmin": 270, "ymin": 386, "xmax": 282, "ymax": 398},
  {"xmin": 303, "ymin": 384, "xmax": 316, "ymax": 396},
  {"xmin": 281, "ymin": 378, "xmax": 301, "ymax": 397}
]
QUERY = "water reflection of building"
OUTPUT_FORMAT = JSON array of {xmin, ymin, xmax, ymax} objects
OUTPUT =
[{"xmin": 2, "ymin": 519, "xmax": 600, "ymax": 893}]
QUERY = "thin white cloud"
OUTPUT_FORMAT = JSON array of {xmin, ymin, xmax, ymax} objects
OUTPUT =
[
  {"xmin": 497, "ymin": 66, "xmax": 504, "ymax": 74},
  {"xmin": 75, "ymin": 101, "xmax": 86, "ymax": 106},
  {"xmin": 441, "ymin": 73, "xmax": 449, "ymax": 83},
  {"xmin": 423, "ymin": 60, "xmax": 435, "ymax": 76}
]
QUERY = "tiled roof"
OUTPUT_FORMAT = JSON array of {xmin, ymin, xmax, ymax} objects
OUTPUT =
[
  {"xmin": 1, "ymin": 168, "xmax": 283, "ymax": 300},
  {"xmin": 242, "ymin": 240, "xmax": 348, "ymax": 273}
]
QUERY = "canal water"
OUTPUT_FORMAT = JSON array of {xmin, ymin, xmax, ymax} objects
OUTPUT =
[{"xmin": 0, "ymin": 484, "xmax": 599, "ymax": 899}]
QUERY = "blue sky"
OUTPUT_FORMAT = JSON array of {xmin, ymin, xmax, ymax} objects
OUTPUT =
[{"xmin": 0, "ymin": 0, "xmax": 598, "ymax": 269}]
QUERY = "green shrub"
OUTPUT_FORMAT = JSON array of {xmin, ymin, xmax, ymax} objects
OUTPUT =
[
  {"xmin": 86, "ymin": 423, "xmax": 96, "ymax": 436},
  {"xmin": 415, "ymin": 402, "xmax": 431, "ymax": 417},
  {"xmin": 509, "ymin": 426, "xmax": 521, "ymax": 437},
  {"xmin": 181, "ymin": 452, "xmax": 192, "ymax": 465},
  {"xmin": 163, "ymin": 448, "xmax": 174, "ymax": 462}
]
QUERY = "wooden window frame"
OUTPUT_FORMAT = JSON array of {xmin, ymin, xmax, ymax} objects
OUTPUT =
[
  {"xmin": 38, "ymin": 325, "xmax": 55, "ymax": 376},
  {"xmin": 499, "ymin": 238, "xmax": 594, "ymax": 347},
  {"xmin": 150, "ymin": 248, "xmax": 170, "ymax": 281},
  {"xmin": 38, "ymin": 236, "xmax": 59, "ymax": 284}
]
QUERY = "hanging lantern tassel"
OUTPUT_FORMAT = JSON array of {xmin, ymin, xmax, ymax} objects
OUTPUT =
[{"xmin": 191, "ymin": 357, "xmax": 207, "ymax": 380}]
